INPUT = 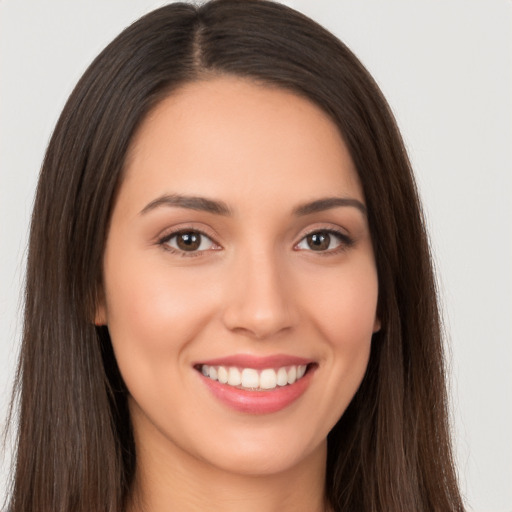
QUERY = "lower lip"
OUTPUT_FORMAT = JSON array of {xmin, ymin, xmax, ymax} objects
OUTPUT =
[{"xmin": 199, "ymin": 368, "xmax": 314, "ymax": 414}]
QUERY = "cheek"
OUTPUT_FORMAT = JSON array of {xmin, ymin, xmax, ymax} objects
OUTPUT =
[
  {"xmin": 289, "ymin": 259, "xmax": 378, "ymax": 434},
  {"xmin": 302, "ymin": 256, "xmax": 377, "ymax": 394},
  {"xmin": 102, "ymin": 253, "xmax": 219, "ymax": 370},
  {"xmin": 303, "ymin": 258, "xmax": 379, "ymax": 348}
]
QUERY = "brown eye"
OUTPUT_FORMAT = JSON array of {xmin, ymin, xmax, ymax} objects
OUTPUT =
[
  {"xmin": 296, "ymin": 229, "xmax": 352, "ymax": 253},
  {"xmin": 306, "ymin": 232, "xmax": 331, "ymax": 251},
  {"xmin": 163, "ymin": 230, "xmax": 216, "ymax": 253},
  {"xmin": 176, "ymin": 232, "xmax": 201, "ymax": 251}
]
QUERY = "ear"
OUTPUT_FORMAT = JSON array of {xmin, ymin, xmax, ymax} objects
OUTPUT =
[
  {"xmin": 95, "ymin": 305, "xmax": 107, "ymax": 326},
  {"xmin": 94, "ymin": 287, "xmax": 108, "ymax": 326},
  {"xmin": 372, "ymin": 316, "xmax": 381, "ymax": 333}
]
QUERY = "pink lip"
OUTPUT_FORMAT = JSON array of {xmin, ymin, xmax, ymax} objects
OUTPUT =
[
  {"xmin": 195, "ymin": 354, "xmax": 316, "ymax": 415},
  {"xmin": 195, "ymin": 353, "xmax": 312, "ymax": 370}
]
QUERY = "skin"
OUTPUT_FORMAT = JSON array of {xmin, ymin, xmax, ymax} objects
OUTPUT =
[{"xmin": 96, "ymin": 77, "xmax": 380, "ymax": 512}]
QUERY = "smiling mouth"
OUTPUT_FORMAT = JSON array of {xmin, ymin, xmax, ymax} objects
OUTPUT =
[{"xmin": 195, "ymin": 363, "xmax": 314, "ymax": 391}]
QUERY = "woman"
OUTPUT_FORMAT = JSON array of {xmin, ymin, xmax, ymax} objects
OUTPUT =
[{"xmin": 7, "ymin": 1, "xmax": 465, "ymax": 511}]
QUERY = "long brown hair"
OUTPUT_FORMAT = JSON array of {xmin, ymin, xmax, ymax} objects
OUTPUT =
[{"xmin": 7, "ymin": 1, "xmax": 464, "ymax": 511}]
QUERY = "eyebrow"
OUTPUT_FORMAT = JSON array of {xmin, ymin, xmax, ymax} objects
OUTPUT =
[
  {"xmin": 140, "ymin": 194, "xmax": 232, "ymax": 216},
  {"xmin": 293, "ymin": 197, "xmax": 367, "ymax": 217},
  {"xmin": 139, "ymin": 193, "xmax": 366, "ymax": 217}
]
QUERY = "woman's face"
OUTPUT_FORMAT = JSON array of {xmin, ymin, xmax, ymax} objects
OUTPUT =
[{"xmin": 97, "ymin": 77, "xmax": 379, "ymax": 477}]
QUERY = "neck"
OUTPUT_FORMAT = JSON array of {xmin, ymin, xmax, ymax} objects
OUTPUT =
[{"xmin": 126, "ymin": 420, "xmax": 329, "ymax": 512}]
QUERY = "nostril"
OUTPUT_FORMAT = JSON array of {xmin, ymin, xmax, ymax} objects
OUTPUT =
[{"xmin": 221, "ymin": 268, "xmax": 299, "ymax": 338}]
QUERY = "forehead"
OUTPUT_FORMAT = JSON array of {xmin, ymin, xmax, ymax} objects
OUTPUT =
[{"xmin": 121, "ymin": 76, "xmax": 363, "ymax": 212}]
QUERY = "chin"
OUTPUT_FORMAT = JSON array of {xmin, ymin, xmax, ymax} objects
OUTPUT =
[{"xmin": 189, "ymin": 422, "xmax": 329, "ymax": 478}]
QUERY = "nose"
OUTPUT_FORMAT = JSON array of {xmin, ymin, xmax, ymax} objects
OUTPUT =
[{"xmin": 221, "ymin": 249, "xmax": 299, "ymax": 339}]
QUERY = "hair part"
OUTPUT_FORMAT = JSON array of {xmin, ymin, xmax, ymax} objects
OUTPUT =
[{"xmin": 9, "ymin": 1, "xmax": 464, "ymax": 511}]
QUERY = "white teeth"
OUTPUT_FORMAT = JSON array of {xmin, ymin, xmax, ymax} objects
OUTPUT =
[
  {"xmin": 218, "ymin": 366, "xmax": 228, "ymax": 384},
  {"xmin": 277, "ymin": 367, "xmax": 288, "ymax": 386},
  {"xmin": 228, "ymin": 367, "xmax": 241, "ymax": 386},
  {"xmin": 260, "ymin": 369, "xmax": 277, "ymax": 390},
  {"xmin": 241, "ymin": 368, "xmax": 259, "ymax": 388},
  {"xmin": 200, "ymin": 364, "xmax": 309, "ymax": 391}
]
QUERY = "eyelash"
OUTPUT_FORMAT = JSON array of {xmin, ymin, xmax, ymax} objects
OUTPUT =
[
  {"xmin": 157, "ymin": 227, "xmax": 354, "ymax": 257},
  {"xmin": 158, "ymin": 228, "xmax": 219, "ymax": 258},
  {"xmin": 295, "ymin": 228, "xmax": 354, "ymax": 256}
]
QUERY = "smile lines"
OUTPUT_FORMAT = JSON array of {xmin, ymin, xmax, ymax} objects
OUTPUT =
[{"xmin": 199, "ymin": 364, "xmax": 308, "ymax": 391}]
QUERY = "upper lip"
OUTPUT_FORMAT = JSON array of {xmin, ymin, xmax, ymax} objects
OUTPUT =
[{"xmin": 194, "ymin": 354, "xmax": 313, "ymax": 370}]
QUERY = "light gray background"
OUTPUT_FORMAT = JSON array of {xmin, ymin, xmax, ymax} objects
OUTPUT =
[{"xmin": 1, "ymin": 1, "xmax": 511, "ymax": 510}]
